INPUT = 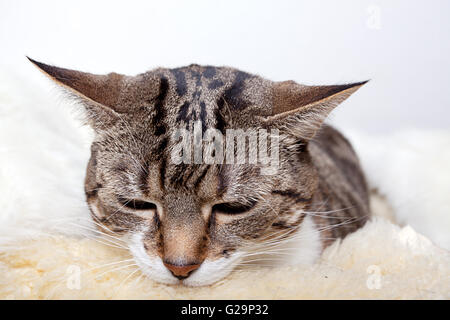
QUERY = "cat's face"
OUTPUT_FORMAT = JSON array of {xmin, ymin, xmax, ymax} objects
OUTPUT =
[
  {"xmin": 86, "ymin": 138, "xmax": 309, "ymax": 286},
  {"xmin": 29, "ymin": 58, "xmax": 365, "ymax": 286}
]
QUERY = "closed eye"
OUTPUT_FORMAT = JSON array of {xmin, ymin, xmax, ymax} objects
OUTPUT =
[
  {"xmin": 212, "ymin": 200, "xmax": 257, "ymax": 215},
  {"xmin": 120, "ymin": 198, "xmax": 157, "ymax": 211}
]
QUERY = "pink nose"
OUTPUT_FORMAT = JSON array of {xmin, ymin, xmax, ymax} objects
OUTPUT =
[{"xmin": 163, "ymin": 262, "xmax": 201, "ymax": 279}]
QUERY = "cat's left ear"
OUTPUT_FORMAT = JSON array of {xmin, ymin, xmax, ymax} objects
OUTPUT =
[
  {"xmin": 265, "ymin": 80, "xmax": 368, "ymax": 140},
  {"xmin": 27, "ymin": 57, "xmax": 126, "ymax": 129}
]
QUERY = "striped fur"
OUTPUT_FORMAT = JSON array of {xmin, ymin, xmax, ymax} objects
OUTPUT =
[{"xmin": 29, "ymin": 58, "xmax": 370, "ymax": 286}]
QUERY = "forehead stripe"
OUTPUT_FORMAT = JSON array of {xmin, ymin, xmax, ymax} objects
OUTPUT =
[
  {"xmin": 208, "ymin": 79, "xmax": 224, "ymax": 90},
  {"xmin": 214, "ymin": 98, "xmax": 226, "ymax": 134},
  {"xmin": 193, "ymin": 165, "xmax": 210, "ymax": 190},
  {"xmin": 152, "ymin": 77, "xmax": 169, "ymax": 136},
  {"xmin": 170, "ymin": 69, "xmax": 187, "ymax": 97},
  {"xmin": 176, "ymin": 101, "xmax": 191, "ymax": 124},
  {"xmin": 152, "ymin": 77, "xmax": 169, "ymax": 189},
  {"xmin": 199, "ymin": 101, "xmax": 207, "ymax": 133},
  {"xmin": 203, "ymin": 66, "xmax": 216, "ymax": 78},
  {"xmin": 223, "ymin": 71, "xmax": 252, "ymax": 110}
]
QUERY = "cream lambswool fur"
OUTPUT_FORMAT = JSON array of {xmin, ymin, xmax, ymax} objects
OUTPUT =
[
  {"xmin": 1, "ymin": 214, "xmax": 449, "ymax": 299},
  {"xmin": 0, "ymin": 68, "xmax": 449, "ymax": 299}
]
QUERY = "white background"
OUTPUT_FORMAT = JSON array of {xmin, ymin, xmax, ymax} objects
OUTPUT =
[{"xmin": 0, "ymin": 0, "xmax": 449, "ymax": 133}]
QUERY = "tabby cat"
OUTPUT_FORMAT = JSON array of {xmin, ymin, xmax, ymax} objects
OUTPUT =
[{"xmin": 29, "ymin": 57, "xmax": 370, "ymax": 286}]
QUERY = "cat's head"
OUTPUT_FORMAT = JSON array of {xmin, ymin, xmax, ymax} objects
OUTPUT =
[{"xmin": 29, "ymin": 57, "xmax": 366, "ymax": 286}]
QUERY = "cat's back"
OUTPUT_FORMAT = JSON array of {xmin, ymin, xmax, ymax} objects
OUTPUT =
[
  {"xmin": 308, "ymin": 125, "xmax": 370, "ymax": 244},
  {"xmin": 310, "ymin": 125, "xmax": 367, "ymax": 195}
]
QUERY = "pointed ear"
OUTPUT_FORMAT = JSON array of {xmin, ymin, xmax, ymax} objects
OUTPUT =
[
  {"xmin": 266, "ymin": 80, "xmax": 368, "ymax": 140},
  {"xmin": 27, "ymin": 57, "xmax": 126, "ymax": 129}
]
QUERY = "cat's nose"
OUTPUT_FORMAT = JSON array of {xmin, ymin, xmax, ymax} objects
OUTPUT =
[{"xmin": 163, "ymin": 262, "xmax": 201, "ymax": 280}]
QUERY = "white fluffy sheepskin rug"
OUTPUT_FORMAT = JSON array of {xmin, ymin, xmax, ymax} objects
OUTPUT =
[{"xmin": 0, "ymin": 68, "xmax": 449, "ymax": 299}]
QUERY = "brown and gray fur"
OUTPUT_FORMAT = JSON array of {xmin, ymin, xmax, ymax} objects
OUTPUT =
[{"xmin": 29, "ymin": 57, "xmax": 370, "ymax": 286}]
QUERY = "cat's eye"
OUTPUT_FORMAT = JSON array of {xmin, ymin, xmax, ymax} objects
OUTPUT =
[
  {"xmin": 212, "ymin": 200, "xmax": 257, "ymax": 215},
  {"xmin": 120, "ymin": 198, "xmax": 157, "ymax": 211}
]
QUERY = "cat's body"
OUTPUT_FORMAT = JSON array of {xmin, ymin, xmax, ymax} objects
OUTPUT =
[
  {"xmin": 29, "ymin": 59, "xmax": 370, "ymax": 286},
  {"xmin": 243, "ymin": 125, "xmax": 370, "ymax": 268},
  {"xmin": 308, "ymin": 125, "xmax": 370, "ymax": 246}
]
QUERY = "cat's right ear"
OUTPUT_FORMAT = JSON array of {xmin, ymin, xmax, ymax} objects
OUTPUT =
[{"xmin": 27, "ymin": 57, "xmax": 125, "ymax": 130}]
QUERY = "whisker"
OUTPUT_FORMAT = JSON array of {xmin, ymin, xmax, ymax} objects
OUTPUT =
[
  {"xmin": 94, "ymin": 263, "xmax": 138, "ymax": 280},
  {"xmin": 43, "ymin": 257, "xmax": 135, "ymax": 299},
  {"xmin": 61, "ymin": 223, "xmax": 129, "ymax": 249},
  {"xmin": 112, "ymin": 266, "xmax": 142, "ymax": 298}
]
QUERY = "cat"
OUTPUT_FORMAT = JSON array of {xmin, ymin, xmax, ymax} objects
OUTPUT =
[{"xmin": 28, "ymin": 57, "xmax": 370, "ymax": 286}]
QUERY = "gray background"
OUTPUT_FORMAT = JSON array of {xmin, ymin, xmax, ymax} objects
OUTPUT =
[{"xmin": 1, "ymin": 0, "xmax": 449, "ymax": 133}]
